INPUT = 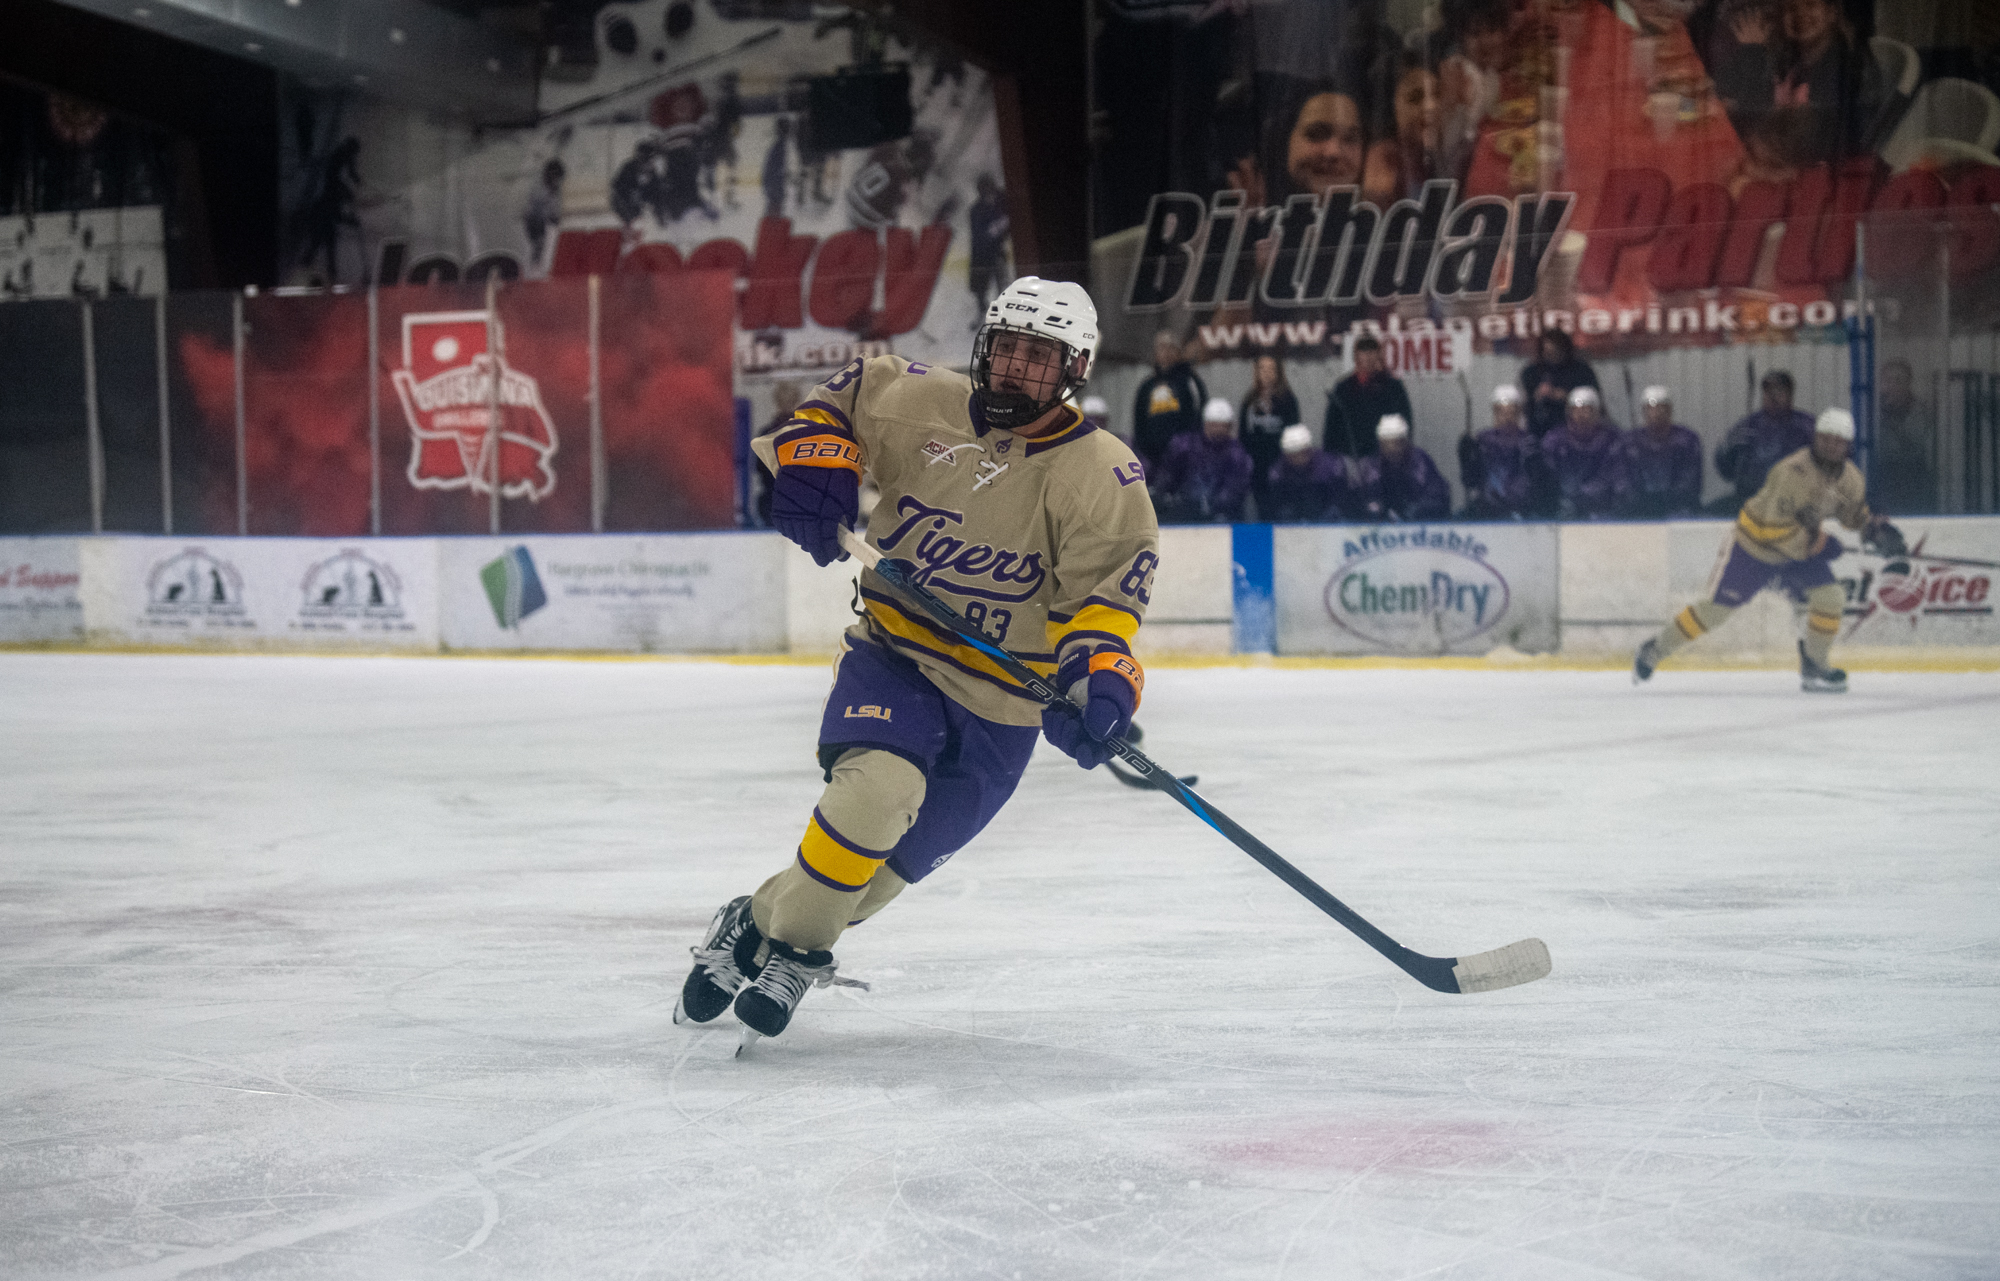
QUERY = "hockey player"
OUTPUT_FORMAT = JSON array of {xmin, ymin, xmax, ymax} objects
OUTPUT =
[
  {"xmin": 1458, "ymin": 384, "xmax": 1537, "ymax": 519},
  {"xmin": 1634, "ymin": 407, "xmax": 1906, "ymax": 693},
  {"xmin": 1616, "ymin": 385, "xmax": 1704, "ymax": 519},
  {"xmin": 678, "ymin": 278, "xmax": 1158, "ymax": 1045},
  {"xmin": 1539, "ymin": 386, "xmax": 1622, "ymax": 520}
]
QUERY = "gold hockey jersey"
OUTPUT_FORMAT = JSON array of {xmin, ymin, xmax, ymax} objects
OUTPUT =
[
  {"xmin": 754, "ymin": 355, "xmax": 1160, "ymax": 727},
  {"xmin": 1733, "ymin": 446, "xmax": 1870, "ymax": 564}
]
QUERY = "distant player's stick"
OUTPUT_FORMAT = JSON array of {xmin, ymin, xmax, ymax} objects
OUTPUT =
[
  {"xmin": 1833, "ymin": 539, "xmax": 2000, "ymax": 570},
  {"xmin": 836, "ymin": 527, "xmax": 1551, "ymax": 996}
]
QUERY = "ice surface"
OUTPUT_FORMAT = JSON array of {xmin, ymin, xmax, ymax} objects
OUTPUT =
[{"xmin": 2, "ymin": 654, "xmax": 1997, "ymax": 1281}]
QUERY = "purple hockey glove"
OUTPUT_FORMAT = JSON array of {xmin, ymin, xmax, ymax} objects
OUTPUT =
[
  {"xmin": 1041, "ymin": 652, "xmax": 1144, "ymax": 769},
  {"xmin": 770, "ymin": 466, "xmax": 858, "ymax": 567}
]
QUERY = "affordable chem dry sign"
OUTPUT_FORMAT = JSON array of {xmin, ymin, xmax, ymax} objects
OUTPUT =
[{"xmin": 1274, "ymin": 524, "xmax": 1558, "ymax": 656}]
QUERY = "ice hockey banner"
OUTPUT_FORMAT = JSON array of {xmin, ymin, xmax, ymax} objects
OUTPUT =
[
  {"xmin": 1089, "ymin": 0, "xmax": 2000, "ymax": 361},
  {"xmin": 280, "ymin": 3, "xmax": 1011, "ymax": 376},
  {"xmin": 167, "ymin": 273, "xmax": 738, "ymax": 535},
  {"xmin": 1273, "ymin": 523, "xmax": 1559, "ymax": 656}
]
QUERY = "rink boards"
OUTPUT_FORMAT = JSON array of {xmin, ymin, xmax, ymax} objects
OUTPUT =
[{"xmin": 3, "ymin": 518, "xmax": 1997, "ymax": 660}]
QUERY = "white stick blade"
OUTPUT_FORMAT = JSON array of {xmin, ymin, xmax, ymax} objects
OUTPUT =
[{"xmin": 1450, "ymin": 938, "xmax": 1551, "ymax": 993}]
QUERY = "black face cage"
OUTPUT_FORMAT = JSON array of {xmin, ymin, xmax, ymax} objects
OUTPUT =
[{"xmin": 971, "ymin": 324, "xmax": 1085, "ymax": 412}]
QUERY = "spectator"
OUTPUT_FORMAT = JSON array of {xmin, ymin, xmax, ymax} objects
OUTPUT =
[
  {"xmin": 1132, "ymin": 330, "xmax": 1208, "ymax": 474},
  {"xmin": 1240, "ymin": 355, "xmax": 1301, "ymax": 518},
  {"xmin": 1707, "ymin": 0, "xmax": 1885, "ymax": 164},
  {"xmin": 1540, "ymin": 386, "xmax": 1623, "ymax": 520},
  {"xmin": 1519, "ymin": 329, "xmax": 1598, "ymax": 440},
  {"xmin": 1874, "ymin": 359, "xmax": 1937, "ymax": 514},
  {"xmin": 1154, "ymin": 397, "xmax": 1254, "ymax": 524},
  {"xmin": 1716, "ymin": 370, "xmax": 1814, "ymax": 508},
  {"xmin": 1325, "ymin": 335, "xmax": 1413, "ymax": 458},
  {"xmin": 1265, "ymin": 424, "xmax": 1354, "ymax": 523},
  {"xmin": 1356, "ymin": 415, "xmax": 1450, "ymax": 522},
  {"xmin": 1078, "ymin": 394, "xmax": 1123, "ymax": 445},
  {"xmin": 1458, "ymin": 384, "xmax": 1538, "ymax": 519},
  {"xmin": 1363, "ymin": 51, "xmax": 1442, "ymax": 207},
  {"xmin": 1618, "ymin": 385, "xmax": 1705, "ymax": 518}
]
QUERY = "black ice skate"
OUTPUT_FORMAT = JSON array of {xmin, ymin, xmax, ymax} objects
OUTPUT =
[
  {"xmin": 675, "ymin": 896, "xmax": 764, "ymax": 1025},
  {"xmin": 1798, "ymin": 642, "xmax": 1847, "ymax": 694},
  {"xmin": 1632, "ymin": 637, "xmax": 1660, "ymax": 684},
  {"xmin": 730, "ymin": 939, "xmax": 865, "ymax": 1052}
]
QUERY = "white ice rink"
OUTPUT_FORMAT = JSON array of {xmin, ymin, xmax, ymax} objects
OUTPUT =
[{"xmin": 3, "ymin": 653, "xmax": 1998, "ymax": 1280}]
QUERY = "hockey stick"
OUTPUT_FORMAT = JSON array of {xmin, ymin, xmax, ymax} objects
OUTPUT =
[
  {"xmin": 837, "ymin": 527, "xmax": 1550, "ymax": 995},
  {"xmin": 1832, "ymin": 539, "xmax": 2000, "ymax": 570},
  {"xmin": 1108, "ymin": 758, "xmax": 1198, "ymax": 790},
  {"xmin": 1104, "ymin": 722, "xmax": 1198, "ymax": 790}
]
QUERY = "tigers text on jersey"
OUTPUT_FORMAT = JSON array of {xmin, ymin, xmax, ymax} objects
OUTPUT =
[{"xmin": 754, "ymin": 355, "xmax": 1160, "ymax": 728}]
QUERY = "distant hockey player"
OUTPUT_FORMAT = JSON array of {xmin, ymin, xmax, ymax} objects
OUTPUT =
[
  {"xmin": 1356, "ymin": 414, "xmax": 1450, "ymax": 521},
  {"xmin": 1634, "ymin": 407, "xmax": 1906, "ymax": 693},
  {"xmin": 679, "ymin": 278, "xmax": 1158, "ymax": 1044},
  {"xmin": 1265, "ymin": 423, "xmax": 1354, "ymax": 522},
  {"xmin": 1617, "ymin": 385, "xmax": 1704, "ymax": 518},
  {"xmin": 1153, "ymin": 397, "xmax": 1254, "ymax": 524},
  {"xmin": 1539, "ymin": 386, "xmax": 1622, "ymax": 520},
  {"xmin": 1458, "ymin": 384, "xmax": 1537, "ymax": 519}
]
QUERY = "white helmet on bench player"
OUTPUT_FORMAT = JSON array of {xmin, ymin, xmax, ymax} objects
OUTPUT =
[{"xmin": 971, "ymin": 276, "xmax": 1100, "ymax": 430}]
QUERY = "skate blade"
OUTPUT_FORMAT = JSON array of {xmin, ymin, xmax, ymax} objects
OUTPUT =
[
  {"xmin": 735, "ymin": 1027, "xmax": 762, "ymax": 1058},
  {"xmin": 672, "ymin": 995, "xmax": 688, "ymax": 1026}
]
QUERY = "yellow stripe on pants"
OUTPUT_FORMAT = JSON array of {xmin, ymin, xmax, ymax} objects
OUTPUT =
[{"xmin": 797, "ymin": 814, "xmax": 886, "ymax": 891}]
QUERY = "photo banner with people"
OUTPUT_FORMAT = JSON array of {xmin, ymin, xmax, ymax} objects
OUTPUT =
[
  {"xmin": 279, "ymin": 4, "xmax": 1011, "ymax": 381},
  {"xmin": 1089, "ymin": 0, "xmax": 2000, "ymax": 365}
]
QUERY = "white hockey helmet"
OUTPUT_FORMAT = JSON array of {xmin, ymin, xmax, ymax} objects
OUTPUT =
[
  {"xmin": 1377, "ymin": 413, "xmax": 1411, "ymax": 441},
  {"xmin": 1568, "ymin": 385, "xmax": 1601, "ymax": 409},
  {"xmin": 1280, "ymin": 423, "xmax": 1313, "ymax": 453},
  {"xmin": 1815, "ymin": 407, "xmax": 1856, "ymax": 440},
  {"xmin": 1641, "ymin": 384, "xmax": 1672, "ymax": 407},
  {"xmin": 972, "ymin": 276, "xmax": 1101, "ymax": 430},
  {"xmin": 1491, "ymin": 384, "xmax": 1523, "ymax": 407}
]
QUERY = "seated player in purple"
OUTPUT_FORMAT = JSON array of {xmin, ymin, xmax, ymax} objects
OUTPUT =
[
  {"xmin": 1355, "ymin": 414, "xmax": 1450, "ymax": 522},
  {"xmin": 1634, "ymin": 407, "xmax": 1906, "ymax": 693},
  {"xmin": 1617, "ymin": 385, "xmax": 1704, "ymax": 518},
  {"xmin": 1715, "ymin": 370, "xmax": 1814, "ymax": 508},
  {"xmin": 1539, "ymin": 386, "xmax": 1622, "ymax": 520},
  {"xmin": 679, "ymin": 277, "xmax": 1159, "ymax": 1046},
  {"xmin": 1153, "ymin": 396, "xmax": 1255, "ymax": 524},
  {"xmin": 1264, "ymin": 424, "xmax": 1354, "ymax": 522},
  {"xmin": 1457, "ymin": 384, "xmax": 1537, "ymax": 519}
]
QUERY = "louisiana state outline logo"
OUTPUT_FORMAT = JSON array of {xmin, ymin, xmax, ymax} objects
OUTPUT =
[{"xmin": 391, "ymin": 311, "xmax": 559, "ymax": 501}]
